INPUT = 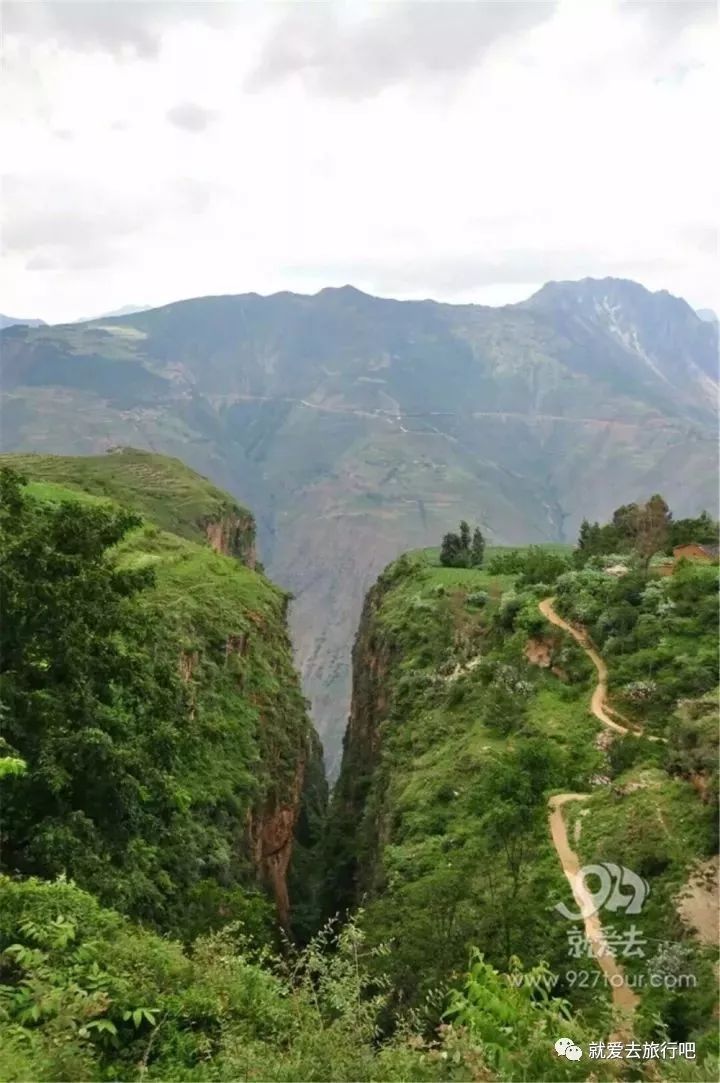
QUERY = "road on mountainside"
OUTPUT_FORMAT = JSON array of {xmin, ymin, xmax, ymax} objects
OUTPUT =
[
  {"xmin": 539, "ymin": 596, "xmax": 639, "ymax": 1025},
  {"xmin": 538, "ymin": 597, "xmax": 633, "ymax": 735},
  {"xmin": 548, "ymin": 793, "xmax": 639, "ymax": 1015}
]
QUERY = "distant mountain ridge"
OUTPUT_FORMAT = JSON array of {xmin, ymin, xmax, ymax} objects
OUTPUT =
[
  {"xmin": 72, "ymin": 304, "xmax": 152, "ymax": 323},
  {"xmin": 0, "ymin": 313, "xmax": 45, "ymax": 329},
  {"xmin": 1, "ymin": 276, "xmax": 717, "ymax": 767}
]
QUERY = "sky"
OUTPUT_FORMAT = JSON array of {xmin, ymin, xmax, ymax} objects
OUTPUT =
[{"xmin": 1, "ymin": 0, "xmax": 718, "ymax": 323}]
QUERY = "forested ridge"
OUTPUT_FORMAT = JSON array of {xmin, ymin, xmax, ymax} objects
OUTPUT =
[{"xmin": 0, "ymin": 456, "xmax": 717, "ymax": 1081}]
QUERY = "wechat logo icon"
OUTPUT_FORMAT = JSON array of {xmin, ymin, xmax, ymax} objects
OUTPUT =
[{"xmin": 555, "ymin": 1038, "xmax": 583, "ymax": 1061}]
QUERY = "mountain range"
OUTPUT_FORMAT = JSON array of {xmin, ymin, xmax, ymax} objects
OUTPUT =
[
  {"xmin": 1, "ymin": 276, "xmax": 717, "ymax": 769},
  {"xmin": 0, "ymin": 314, "xmax": 46, "ymax": 329}
]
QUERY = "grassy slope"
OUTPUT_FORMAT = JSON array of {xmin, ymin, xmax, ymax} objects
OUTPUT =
[
  {"xmin": 331, "ymin": 546, "xmax": 718, "ymax": 1049},
  {"xmin": 0, "ymin": 447, "xmax": 250, "ymax": 547},
  {"xmin": 329, "ymin": 547, "xmax": 601, "ymax": 1009},
  {"xmin": 115, "ymin": 520, "xmax": 309, "ymax": 800},
  {"xmin": 4, "ymin": 453, "xmax": 313, "ymax": 932}
]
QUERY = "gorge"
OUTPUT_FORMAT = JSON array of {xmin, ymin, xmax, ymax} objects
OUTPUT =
[{"xmin": 2, "ymin": 277, "xmax": 717, "ymax": 771}]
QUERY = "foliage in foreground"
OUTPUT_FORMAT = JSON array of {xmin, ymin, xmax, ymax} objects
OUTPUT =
[
  {"xmin": 0, "ymin": 874, "xmax": 620, "ymax": 1083},
  {"xmin": 3, "ymin": 876, "xmax": 714, "ymax": 1082}
]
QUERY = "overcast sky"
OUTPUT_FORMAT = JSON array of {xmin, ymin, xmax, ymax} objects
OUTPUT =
[{"xmin": 1, "ymin": 0, "xmax": 717, "ymax": 323}]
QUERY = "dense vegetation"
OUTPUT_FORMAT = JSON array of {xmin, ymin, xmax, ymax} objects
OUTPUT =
[
  {"xmin": 576, "ymin": 496, "xmax": 717, "ymax": 564},
  {"xmin": 0, "ymin": 875, "xmax": 646, "ymax": 1083},
  {"xmin": 0, "ymin": 458, "xmax": 315, "ymax": 940},
  {"xmin": 326, "ymin": 499, "xmax": 718, "ymax": 1077},
  {"xmin": 1, "ymin": 460, "xmax": 717, "ymax": 1081}
]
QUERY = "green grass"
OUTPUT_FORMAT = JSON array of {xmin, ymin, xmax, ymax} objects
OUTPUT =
[
  {"xmin": 0, "ymin": 447, "xmax": 250, "ymax": 546},
  {"xmin": 416, "ymin": 542, "xmax": 574, "ymax": 567},
  {"xmin": 527, "ymin": 683, "xmax": 598, "ymax": 741},
  {"xmin": 24, "ymin": 480, "xmax": 110, "ymax": 507}
]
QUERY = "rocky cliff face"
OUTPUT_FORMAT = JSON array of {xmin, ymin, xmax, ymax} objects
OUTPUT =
[
  {"xmin": 247, "ymin": 758, "xmax": 306, "ymax": 928},
  {"xmin": 323, "ymin": 569, "xmax": 399, "ymax": 912},
  {"xmin": 204, "ymin": 510, "xmax": 256, "ymax": 567}
]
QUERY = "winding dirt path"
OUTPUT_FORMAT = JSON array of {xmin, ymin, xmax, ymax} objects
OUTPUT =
[
  {"xmin": 538, "ymin": 597, "xmax": 631, "ymax": 735},
  {"xmin": 539, "ymin": 597, "xmax": 639, "ymax": 1024}
]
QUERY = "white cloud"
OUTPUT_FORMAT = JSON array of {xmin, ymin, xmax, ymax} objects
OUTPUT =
[
  {"xmin": 166, "ymin": 102, "xmax": 216, "ymax": 132},
  {"xmin": 0, "ymin": 0, "xmax": 717, "ymax": 322},
  {"xmin": 2, "ymin": 0, "xmax": 232, "ymax": 57},
  {"xmin": 246, "ymin": 1, "xmax": 558, "ymax": 99}
]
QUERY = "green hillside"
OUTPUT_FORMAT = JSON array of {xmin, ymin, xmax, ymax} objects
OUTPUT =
[
  {"xmin": 326, "ymin": 522, "xmax": 718, "ymax": 1069},
  {"xmin": 0, "ymin": 447, "xmax": 254, "ymax": 557},
  {"xmin": 1, "ymin": 464, "xmax": 717, "ymax": 1080},
  {"xmin": 0, "ymin": 453, "xmax": 316, "ymax": 938}
]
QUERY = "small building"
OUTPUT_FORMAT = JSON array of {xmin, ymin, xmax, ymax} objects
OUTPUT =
[{"xmin": 673, "ymin": 543, "xmax": 720, "ymax": 564}]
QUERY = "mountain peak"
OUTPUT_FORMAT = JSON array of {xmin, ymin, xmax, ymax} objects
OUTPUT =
[
  {"xmin": 525, "ymin": 276, "xmax": 685, "ymax": 309},
  {"xmin": 522, "ymin": 275, "xmax": 707, "ymax": 330},
  {"xmin": 315, "ymin": 284, "xmax": 372, "ymax": 300}
]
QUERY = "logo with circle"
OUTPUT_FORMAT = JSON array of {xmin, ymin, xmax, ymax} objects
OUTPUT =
[
  {"xmin": 555, "ymin": 1037, "xmax": 583, "ymax": 1061},
  {"xmin": 554, "ymin": 862, "xmax": 649, "ymax": 920}
]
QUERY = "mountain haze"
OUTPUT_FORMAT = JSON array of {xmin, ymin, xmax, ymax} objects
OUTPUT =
[
  {"xmin": 1, "ymin": 277, "xmax": 717, "ymax": 768},
  {"xmin": 0, "ymin": 314, "xmax": 46, "ymax": 329},
  {"xmin": 73, "ymin": 304, "xmax": 153, "ymax": 323}
]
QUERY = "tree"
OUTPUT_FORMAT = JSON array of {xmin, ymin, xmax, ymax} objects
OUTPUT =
[
  {"xmin": 470, "ymin": 527, "xmax": 485, "ymax": 567},
  {"xmin": 635, "ymin": 493, "xmax": 672, "ymax": 565},
  {"xmin": 440, "ymin": 532, "xmax": 462, "ymax": 567},
  {"xmin": 577, "ymin": 518, "xmax": 592, "ymax": 549},
  {"xmin": 612, "ymin": 501, "xmax": 641, "ymax": 542},
  {"xmin": 440, "ymin": 522, "xmax": 486, "ymax": 567},
  {"xmin": 517, "ymin": 547, "xmax": 571, "ymax": 586},
  {"xmin": 668, "ymin": 509, "xmax": 719, "ymax": 551},
  {"xmin": 0, "ymin": 467, "xmax": 190, "ymax": 919}
]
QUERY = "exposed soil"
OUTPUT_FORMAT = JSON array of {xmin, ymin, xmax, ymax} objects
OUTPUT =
[
  {"xmin": 538, "ymin": 598, "xmax": 631, "ymax": 735},
  {"xmin": 525, "ymin": 637, "xmax": 552, "ymax": 668},
  {"xmin": 677, "ymin": 856, "xmax": 720, "ymax": 947},
  {"xmin": 549, "ymin": 793, "xmax": 639, "ymax": 1020},
  {"xmin": 540, "ymin": 597, "xmax": 640, "ymax": 1029}
]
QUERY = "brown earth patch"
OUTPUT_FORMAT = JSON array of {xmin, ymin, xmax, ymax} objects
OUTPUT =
[
  {"xmin": 677, "ymin": 856, "xmax": 720, "ymax": 947},
  {"xmin": 525, "ymin": 637, "xmax": 552, "ymax": 667}
]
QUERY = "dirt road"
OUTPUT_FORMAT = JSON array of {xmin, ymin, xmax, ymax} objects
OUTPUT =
[
  {"xmin": 538, "ymin": 597, "xmax": 631, "ymax": 735},
  {"xmin": 540, "ymin": 597, "xmax": 639, "ymax": 1024},
  {"xmin": 548, "ymin": 794, "xmax": 639, "ymax": 1017}
]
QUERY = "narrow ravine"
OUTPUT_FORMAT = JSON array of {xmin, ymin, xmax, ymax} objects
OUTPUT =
[{"xmin": 539, "ymin": 596, "xmax": 639, "ymax": 1025}]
